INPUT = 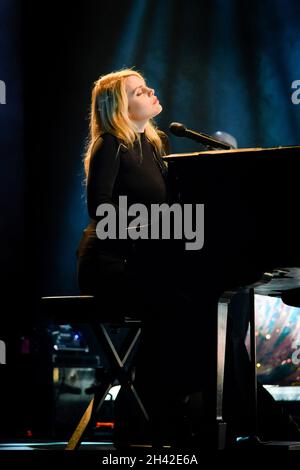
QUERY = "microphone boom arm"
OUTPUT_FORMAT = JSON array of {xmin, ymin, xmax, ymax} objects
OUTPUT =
[{"xmin": 169, "ymin": 122, "xmax": 231, "ymax": 150}]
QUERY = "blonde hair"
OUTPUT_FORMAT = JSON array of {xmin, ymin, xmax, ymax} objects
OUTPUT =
[{"xmin": 84, "ymin": 68, "xmax": 164, "ymax": 176}]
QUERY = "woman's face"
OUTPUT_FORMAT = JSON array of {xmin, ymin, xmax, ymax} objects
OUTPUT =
[{"xmin": 125, "ymin": 75, "xmax": 162, "ymax": 124}]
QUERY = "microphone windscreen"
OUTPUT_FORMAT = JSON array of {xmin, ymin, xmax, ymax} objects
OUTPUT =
[{"xmin": 169, "ymin": 122, "xmax": 186, "ymax": 137}]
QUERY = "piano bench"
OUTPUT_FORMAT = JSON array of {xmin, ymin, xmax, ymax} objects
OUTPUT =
[{"xmin": 40, "ymin": 295, "xmax": 149, "ymax": 450}]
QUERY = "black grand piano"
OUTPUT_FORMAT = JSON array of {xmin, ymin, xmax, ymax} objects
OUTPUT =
[{"xmin": 163, "ymin": 145, "xmax": 300, "ymax": 449}]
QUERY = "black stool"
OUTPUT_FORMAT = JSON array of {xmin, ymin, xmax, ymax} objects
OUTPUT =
[{"xmin": 41, "ymin": 295, "xmax": 149, "ymax": 450}]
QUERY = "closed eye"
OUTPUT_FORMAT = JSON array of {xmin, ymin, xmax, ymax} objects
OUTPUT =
[{"xmin": 137, "ymin": 85, "xmax": 149, "ymax": 96}]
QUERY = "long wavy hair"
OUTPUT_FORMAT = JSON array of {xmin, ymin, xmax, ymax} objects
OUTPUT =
[{"xmin": 84, "ymin": 68, "xmax": 164, "ymax": 176}]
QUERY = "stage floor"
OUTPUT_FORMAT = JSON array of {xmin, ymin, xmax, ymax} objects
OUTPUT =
[{"xmin": 0, "ymin": 440, "xmax": 115, "ymax": 451}]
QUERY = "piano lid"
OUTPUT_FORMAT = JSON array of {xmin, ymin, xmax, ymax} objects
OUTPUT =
[{"xmin": 163, "ymin": 145, "xmax": 300, "ymax": 161}]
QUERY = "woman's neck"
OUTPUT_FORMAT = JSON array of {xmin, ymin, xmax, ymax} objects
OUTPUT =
[{"xmin": 131, "ymin": 119, "xmax": 148, "ymax": 133}]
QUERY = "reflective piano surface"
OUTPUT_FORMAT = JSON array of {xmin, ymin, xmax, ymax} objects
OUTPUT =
[{"xmin": 164, "ymin": 145, "xmax": 300, "ymax": 301}]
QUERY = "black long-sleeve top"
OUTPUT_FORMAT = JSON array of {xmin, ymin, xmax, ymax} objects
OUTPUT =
[{"xmin": 77, "ymin": 131, "xmax": 170, "ymax": 259}]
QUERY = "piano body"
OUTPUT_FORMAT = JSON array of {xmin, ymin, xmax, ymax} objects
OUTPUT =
[{"xmin": 163, "ymin": 145, "xmax": 300, "ymax": 448}]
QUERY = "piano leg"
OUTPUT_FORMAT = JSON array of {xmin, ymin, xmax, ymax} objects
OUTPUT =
[
  {"xmin": 215, "ymin": 291, "xmax": 237, "ymax": 449},
  {"xmin": 181, "ymin": 289, "xmax": 241, "ymax": 449},
  {"xmin": 248, "ymin": 288, "xmax": 258, "ymax": 436}
]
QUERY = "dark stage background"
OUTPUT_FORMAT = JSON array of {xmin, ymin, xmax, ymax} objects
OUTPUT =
[{"xmin": 0, "ymin": 0, "xmax": 300, "ymax": 439}]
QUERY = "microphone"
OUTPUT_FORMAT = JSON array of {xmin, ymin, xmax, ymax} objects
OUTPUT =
[{"xmin": 169, "ymin": 122, "xmax": 231, "ymax": 150}]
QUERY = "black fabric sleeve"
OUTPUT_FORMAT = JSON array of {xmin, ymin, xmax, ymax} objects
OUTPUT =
[{"xmin": 87, "ymin": 134, "xmax": 121, "ymax": 220}]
